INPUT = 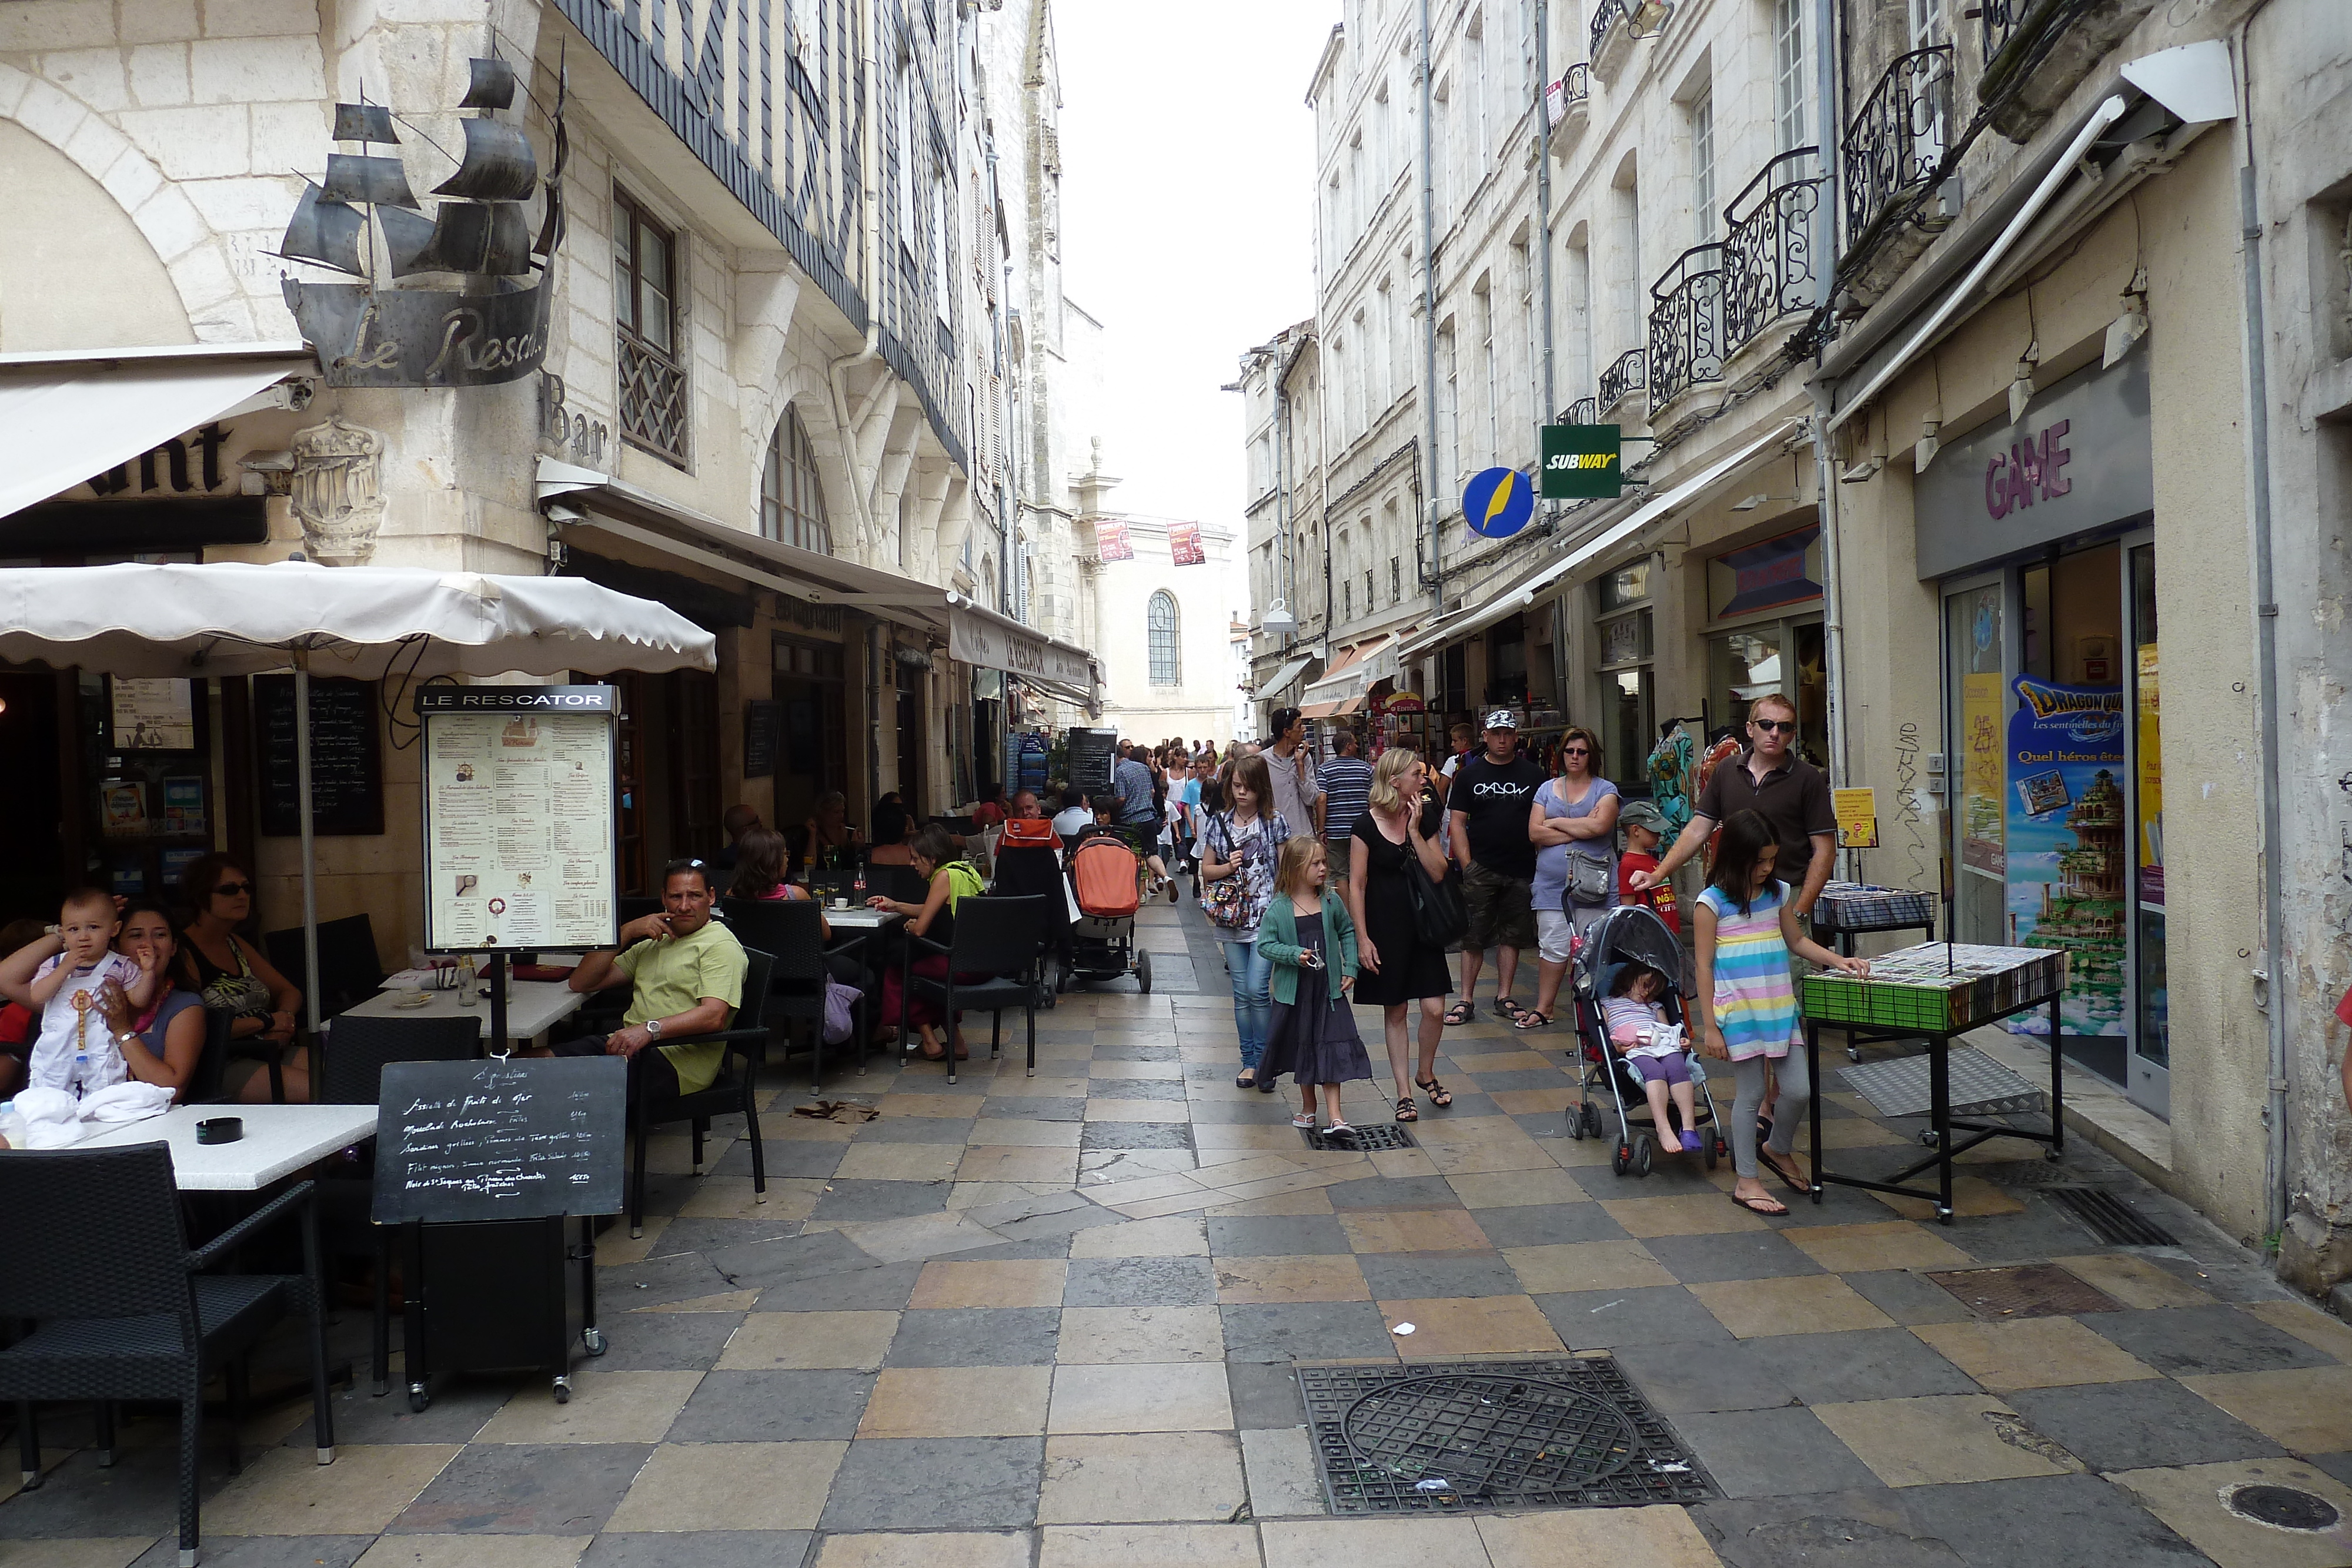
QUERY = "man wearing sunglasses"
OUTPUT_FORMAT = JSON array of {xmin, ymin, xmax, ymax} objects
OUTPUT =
[{"xmin": 1626, "ymin": 692, "xmax": 1837, "ymax": 919}]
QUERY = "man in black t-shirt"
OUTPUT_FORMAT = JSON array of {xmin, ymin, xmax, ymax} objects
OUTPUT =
[{"xmin": 1446, "ymin": 710, "xmax": 1549, "ymax": 1025}]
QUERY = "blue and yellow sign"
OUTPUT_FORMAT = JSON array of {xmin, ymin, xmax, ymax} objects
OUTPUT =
[{"xmin": 1463, "ymin": 467, "xmax": 1535, "ymax": 539}]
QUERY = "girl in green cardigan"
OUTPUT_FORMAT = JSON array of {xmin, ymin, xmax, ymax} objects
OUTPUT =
[{"xmin": 1256, "ymin": 839, "xmax": 1376, "ymax": 1134}]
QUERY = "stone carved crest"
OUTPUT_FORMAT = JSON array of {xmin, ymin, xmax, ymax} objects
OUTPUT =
[{"xmin": 289, "ymin": 414, "xmax": 387, "ymax": 565}]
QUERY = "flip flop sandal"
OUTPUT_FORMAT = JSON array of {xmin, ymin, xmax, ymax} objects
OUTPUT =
[
  {"xmin": 1730, "ymin": 1191, "xmax": 1789, "ymax": 1216},
  {"xmin": 1394, "ymin": 1097, "xmax": 1419, "ymax": 1123},
  {"xmin": 1325, "ymin": 1121, "xmax": 1354, "ymax": 1136},
  {"xmin": 1494, "ymin": 998, "xmax": 1531, "ymax": 1022},
  {"xmin": 1292, "ymin": 1114, "xmax": 1317, "ymax": 1129},
  {"xmin": 1511, "ymin": 1009, "xmax": 1552, "ymax": 1031},
  {"xmin": 1764, "ymin": 1155, "xmax": 1810, "ymax": 1193},
  {"xmin": 1441, "ymin": 1002, "xmax": 1475, "ymax": 1027},
  {"xmin": 1415, "ymin": 1078, "xmax": 1454, "ymax": 1108}
]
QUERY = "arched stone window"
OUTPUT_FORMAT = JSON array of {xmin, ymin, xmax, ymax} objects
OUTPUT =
[
  {"xmin": 1148, "ymin": 590, "xmax": 1180, "ymax": 685},
  {"xmin": 760, "ymin": 403, "xmax": 833, "ymax": 553}
]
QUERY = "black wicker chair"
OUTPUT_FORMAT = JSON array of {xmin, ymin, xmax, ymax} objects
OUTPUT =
[
  {"xmin": 898, "ymin": 894, "xmax": 1052, "ymax": 1085},
  {"xmin": 313, "ymin": 1015, "xmax": 482, "ymax": 1395},
  {"xmin": 263, "ymin": 915, "xmax": 385, "ymax": 1024},
  {"xmin": 721, "ymin": 899, "xmax": 865, "ymax": 1090},
  {"xmin": 0, "ymin": 1145, "xmax": 335, "ymax": 1568},
  {"xmin": 624, "ymin": 947, "xmax": 776, "ymax": 1238}
]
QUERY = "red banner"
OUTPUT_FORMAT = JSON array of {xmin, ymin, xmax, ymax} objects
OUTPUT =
[
  {"xmin": 1170, "ymin": 520, "xmax": 1205, "ymax": 566},
  {"xmin": 1094, "ymin": 519, "xmax": 1133, "ymax": 561}
]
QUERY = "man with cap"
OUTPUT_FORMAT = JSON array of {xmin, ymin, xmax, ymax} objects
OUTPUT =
[
  {"xmin": 1615, "ymin": 797, "xmax": 1681, "ymax": 934},
  {"xmin": 1445, "ymin": 710, "xmax": 1548, "ymax": 1025}
]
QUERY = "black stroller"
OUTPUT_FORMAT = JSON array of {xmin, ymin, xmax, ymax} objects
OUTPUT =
[{"xmin": 1565, "ymin": 904, "xmax": 1729, "ymax": 1177}]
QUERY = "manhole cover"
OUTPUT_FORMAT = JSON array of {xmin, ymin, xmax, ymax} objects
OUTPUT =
[
  {"xmin": 2226, "ymin": 1485, "xmax": 2341, "ymax": 1532},
  {"xmin": 1925, "ymin": 1264, "xmax": 2122, "ymax": 1318},
  {"xmin": 1303, "ymin": 1124, "xmax": 1416, "ymax": 1152},
  {"xmin": 1298, "ymin": 1358, "xmax": 1709, "ymax": 1513},
  {"xmin": 2044, "ymin": 1186, "xmax": 2178, "ymax": 1246}
]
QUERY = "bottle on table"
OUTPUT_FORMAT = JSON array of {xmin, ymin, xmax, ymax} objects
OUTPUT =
[{"xmin": 456, "ymin": 952, "xmax": 478, "ymax": 1007}]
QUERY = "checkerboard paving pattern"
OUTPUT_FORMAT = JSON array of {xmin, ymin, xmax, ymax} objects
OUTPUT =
[{"xmin": 4, "ymin": 899, "xmax": 2345, "ymax": 1568}]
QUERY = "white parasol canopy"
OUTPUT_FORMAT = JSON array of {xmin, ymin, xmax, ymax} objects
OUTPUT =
[{"xmin": 0, "ymin": 561, "xmax": 717, "ymax": 1037}]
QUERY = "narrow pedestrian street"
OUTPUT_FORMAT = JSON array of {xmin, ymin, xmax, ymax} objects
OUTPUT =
[{"xmin": 2, "ymin": 888, "xmax": 2343, "ymax": 1568}]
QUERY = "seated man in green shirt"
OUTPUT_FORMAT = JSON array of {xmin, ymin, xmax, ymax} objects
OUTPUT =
[{"xmin": 552, "ymin": 858, "xmax": 748, "ymax": 1098}]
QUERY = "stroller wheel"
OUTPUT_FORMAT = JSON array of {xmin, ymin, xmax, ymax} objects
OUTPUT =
[
  {"xmin": 1703, "ymin": 1130, "xmax": 1719, "ymax": 1170},
  {"xmin": 1611, "ymin": 1141, "xmax": 1632, "ymax": 1176},
  {"xmin": 1632, "ymin": 1133, "xmax": 1653, "ymax": 1178},
  {"xmin": 1582, "ymin": 1102, "xmax": 1605, "ymax": 1140},
  {"xmin": 1566, "ymin": 1102, "xmax": 1586, "ymax": 1140},
  {"xmin": 1137, "ymin": 948, "xmax": 1154, "ymax": 994}
]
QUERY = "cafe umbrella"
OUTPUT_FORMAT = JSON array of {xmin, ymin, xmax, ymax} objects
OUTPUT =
[{"xmin": 0, "ymin": 560, "xmax": 717, "ymax": 1039}]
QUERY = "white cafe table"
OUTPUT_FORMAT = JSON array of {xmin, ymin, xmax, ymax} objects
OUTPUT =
[
  {"xmin": 66, "ymin": 1103, "xmax": 380, "ymax": 1191},
  {"xmin": 335, "ymin": 978, "xmax": 587, "ymax": 1048},
  {"xmin": 821, "ymin": 907, "xmax": 907, "ymax": 932}
]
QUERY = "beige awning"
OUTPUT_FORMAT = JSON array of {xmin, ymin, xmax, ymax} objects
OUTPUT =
[
  {"xmin": 0, "ymin": 342, "xmax": 316, "ymax": 523},
  {"xmin": 945, "ymin": 594, "xmax": 1098, "ymax": 694}
]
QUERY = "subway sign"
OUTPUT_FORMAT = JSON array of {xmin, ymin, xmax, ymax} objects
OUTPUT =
[{"xmin": 1541, "ymin": 423, "xmax": 1623, "ymax": 499}]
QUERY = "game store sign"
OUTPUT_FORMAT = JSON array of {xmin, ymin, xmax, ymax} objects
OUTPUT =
[{"xmin": 1913, "ymin": 356, "xmax": 2153, "ymax": 581}]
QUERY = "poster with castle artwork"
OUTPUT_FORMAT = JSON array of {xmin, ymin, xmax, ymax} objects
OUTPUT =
[{"xmin": 2003, "ymin": 676, "xmax": 2128, "ymax": 1039}]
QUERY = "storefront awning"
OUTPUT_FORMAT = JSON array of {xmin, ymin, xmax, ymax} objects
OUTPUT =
[
  {"xmin": 1392, "ymin": 419, "xmax": 1807, "ymax": 665},
  {"xmin": 538, "ymin": 458, "xmax": 948, "ymax": 630},
  {"xmin": 0, "ymin": 343, "xmax": 317, "ymax": 524},
  {"xmin": 1253, "ymin": 653, "xmax": 1315, "ymax": 703},
  {"xmin": 945, "ymin": 594, "xmax": 1100, "ymax": 714},
  {"xmin": 1299, "ymin": 694, "xmax": 1367, "ymax": 719},
  {"xmin": 1300, "ymin": 630, "xmax": 1409, "ymax": 708}
]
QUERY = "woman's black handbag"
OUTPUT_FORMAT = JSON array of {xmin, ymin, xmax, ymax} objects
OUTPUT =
[{"xmin": 1404, "ymin": 855, "xmax": 1469, "ymax": 949}]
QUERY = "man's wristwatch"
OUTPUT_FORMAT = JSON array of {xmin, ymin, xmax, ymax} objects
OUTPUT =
[{"xmin": 643, "ymin": 1017, "xmax": 664, "ymax": 1038}]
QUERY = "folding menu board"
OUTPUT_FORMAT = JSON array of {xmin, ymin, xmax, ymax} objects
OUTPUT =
[{"xmin": 417, "ymin": 685, "xmax": 619, "ymax": 954}]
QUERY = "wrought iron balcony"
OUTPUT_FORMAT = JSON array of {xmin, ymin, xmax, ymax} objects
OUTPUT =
[
  {"xmin": 1589, "ymin": 0, "xmax": 1667, "ymax": 81},
  {"xmin": 1647, "ymin": 243, "xmax": 1725, "ymax": 408},
  {"xmin": 1546, "ymin": 64, "xmax": 1592, "ymax": 156},
  {"xmin": 1980, "ymin": 0, "xmax": 2024, "ymax": 63},
  {"xmin": 1558, "ymin": 396, "xmax": 1599, "ymax": 426},
  {"xmin": 1722, "ymin": 149, "xmax": 1823, "ymax": 349},
  {"xmin": 1843, "ymin": 48, "xmax": 1953, "ymax": 254},
  {"xmin": 1599, "ymin": 347, "xmax": 1646, "ymax": 414}
]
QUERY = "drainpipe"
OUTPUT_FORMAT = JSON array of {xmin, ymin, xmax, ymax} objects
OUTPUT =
[
  {"xmin": 828, "ymin": 0, "xmax": 886, "ymax": 554},
  {"xmin": 1418, "ymin": 0, "xmax": 1444, "ymax": 617},
  {"xmin": 2233, "ymin": 16, "xmax": 2290, "ymax": 1248},
  {"xmin": 1810, "ymin": 0, "xmax": 1853, "ymax": 844},
  {"xmin": 1533, "ymin": 0, "xmax": 1556, "ymax": 439},
  {"xmin": 987, "ymin": 149, "xmax": 1014, "ymax": 616}
]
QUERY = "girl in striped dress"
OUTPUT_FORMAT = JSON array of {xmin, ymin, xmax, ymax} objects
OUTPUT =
[{"xmin": 1694, "ymin": 810, "xmax": 1870, "ymax": 1216}]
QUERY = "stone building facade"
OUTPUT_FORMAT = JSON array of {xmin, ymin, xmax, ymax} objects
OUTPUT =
[
  {"xmin": 0, "ymin": 0, "xmax": 1100, "ymax": 965},
  {"xmin": 1250, "ymin": 0, "xmax": 2352, "ymax": 1300}
]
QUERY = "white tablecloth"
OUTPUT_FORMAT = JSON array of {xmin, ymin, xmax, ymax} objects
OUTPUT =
[
  {"xmin": 337, "ymin": 979, "xmax": 586, "ymax": 1044},
  {"xmin": 71, "ymin": 1104, "xmax": 379, "ymax": 1191}
]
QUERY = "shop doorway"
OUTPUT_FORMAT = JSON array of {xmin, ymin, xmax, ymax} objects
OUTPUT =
[
  {"xmin": 895, "ymin": 661, "xmax": 926, "ymax": 807},
  {"xmin": 773, "ymin": 636, "xmax": 847, "ymax": 839},
  {"xmin": 1941, "ymin": 532, "xmax": 2162, "ymax": 1111},
  {"xmin": 0, "ymin": 671, "xmax": 69, "ymax": 918}
]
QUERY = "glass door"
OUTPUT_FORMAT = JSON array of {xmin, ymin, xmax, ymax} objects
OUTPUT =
[
  {"xmin": 2124, "ymin": 534, "xmax": 2168, "ymax": 1115},
  {"xmin": 1943, "ymin": 574, "xmax": 2010, "ymax": 945}
]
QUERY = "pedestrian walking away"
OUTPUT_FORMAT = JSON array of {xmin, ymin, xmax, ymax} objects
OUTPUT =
[
  {"xmin": 1525, "ymin": 726, "xmax": 1619, "ymax": 1031},
  {"xmin": 1319, "ymin": 727, "xmax": 1375, "ymax": 860},
  {"xmin": 1198, "ymin": 752, "xmax": 1291, "ymax": 1088},
  {"xmin": 1445, "ymin": 710, "xmax": 1547, "ymax": 1026},
  {"xmin": 1345, "ymin": 747, "xmax": 1455, "ymax": 1122},
  {"xmin": 1256, "ymin": 838, "xmax": 1374, "ymax": 1135},
  {"xmin": 1692, "ymin": 810, "xmax": 1867, "ymax": 1216}
]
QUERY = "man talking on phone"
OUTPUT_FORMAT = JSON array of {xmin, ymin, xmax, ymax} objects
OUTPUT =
[{"xmin": 550, "ymin": 858, "xmax": 747, "ymax": 1099}]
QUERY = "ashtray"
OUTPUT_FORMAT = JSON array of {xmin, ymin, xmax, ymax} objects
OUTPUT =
[{"xmin": 196, "ymin": 1117, "xmax": 244, "ymax": 1145}]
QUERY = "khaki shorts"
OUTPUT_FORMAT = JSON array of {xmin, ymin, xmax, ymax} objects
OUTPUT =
[{"xmin": 1462, "ymin": 860, "xmax": 1537, "ymax": 952}]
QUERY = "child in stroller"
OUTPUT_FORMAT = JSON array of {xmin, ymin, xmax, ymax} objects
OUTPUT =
[{"xmin": 1603, "ymin": 963, "xmax": 1703, "ymax": 1156}]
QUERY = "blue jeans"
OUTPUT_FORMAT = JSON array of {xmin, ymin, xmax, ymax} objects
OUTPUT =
[{"xmin": 1222, "ymin": 937, "xmax": 1273, "ymax": 1068}]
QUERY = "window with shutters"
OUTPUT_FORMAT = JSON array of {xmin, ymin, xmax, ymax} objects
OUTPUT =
[
  {"xmin": 614, "ymin": 190, "xmax": 687, "ymax": 466},
  {"xmin": 760, "ymin": 404, "xmax": 833, "ymax": 553},
  {"xmin": 1147, "ymin": 591, "xmax": 1180, "ymax": 684}
]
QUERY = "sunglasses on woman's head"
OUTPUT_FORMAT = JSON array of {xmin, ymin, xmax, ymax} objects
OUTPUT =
[{"xmin": 213, "ymin": 881, "xmax": 254, "ymax": 897}]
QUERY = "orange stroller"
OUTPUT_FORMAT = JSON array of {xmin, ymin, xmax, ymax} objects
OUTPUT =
[{"xmin": 1060, "ymin": 832, "xmax": 1152, "ymax": 994}]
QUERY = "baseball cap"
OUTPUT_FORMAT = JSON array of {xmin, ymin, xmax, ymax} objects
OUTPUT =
[
  {"xmin": 1483, "ymin": 709, "xmax": 1519, "ymax": 730},
  {"xmin": 1619, "ymin": 799, "xmax": 1667, "ymax": 833}
]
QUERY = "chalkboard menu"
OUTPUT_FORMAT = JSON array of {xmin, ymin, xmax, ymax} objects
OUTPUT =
[
  {"xmin": 372, "ymin": 1055, "xmax": 626, "ymax": 1223},
  {"xmin": 258, "ymin": 675, "xmax": 385, "ymax": 837},
  {"xmin": 743, "ymin": 699, "xmax": 781, "ymax": 778},
  {"xmin": 1068, "ymin": 727, "xmax": 1118, "ymax": 795}
]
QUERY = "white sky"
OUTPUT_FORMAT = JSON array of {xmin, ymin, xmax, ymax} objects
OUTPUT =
[{"xmin": 1055, "ymin": 1, "xmax": 1340, "ymax": 536}]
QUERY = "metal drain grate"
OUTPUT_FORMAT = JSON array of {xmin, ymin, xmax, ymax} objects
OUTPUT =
[
  {"xmin": 2044, "ymin": 1186, "xmax": 2179, "ymax": 1246},
  {"xmin": 1965, "ymin": 1159, "xmax": 2101, "ymax": 1189},
  {"xmin": 1302, "ymin": 1124, "xmax": 1416, "ymax": 1152},
  {"xmin": 1298, "ymin": 1358, "xmax": 1710, "ymax": 1513},
  {"xmin": 2226, "ymin": 1485, "xmax": 2341, "ymax": 1532},
  {"xmin": 1925, "ymin": 1264, "xmax": 2122, "ymax": 1319}
]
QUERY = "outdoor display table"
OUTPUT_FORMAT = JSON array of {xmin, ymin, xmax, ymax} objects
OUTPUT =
[
  {"xmin": 1802, "ymin": 943, "xmax": 2067, "ymax": 1223},
  {"xmin": 336, "ymin": 978, "xmax": 586, "ymax": 1051},
  {"xmin": 69, "ymin": 1102, "xmax": 378, "ymax": 1191},
  {"xmin": 1808, "ymin": 883, "xmax": 1940, "ymax": 1061}
]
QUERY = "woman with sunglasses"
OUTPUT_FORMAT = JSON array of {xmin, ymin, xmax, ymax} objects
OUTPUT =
[
  {"xmin": 176, "ymin": 853, "xmax": 310, "ymax": 1102},
  {"xmin": 1522, "ymin": 727, "xmax": 1619, "ymax": 1031}
]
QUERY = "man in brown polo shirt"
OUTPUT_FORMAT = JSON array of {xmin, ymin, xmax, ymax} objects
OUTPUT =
[{"xmin": 1627, "ymin": 691, "xmax": 1837, "ymax": 917}]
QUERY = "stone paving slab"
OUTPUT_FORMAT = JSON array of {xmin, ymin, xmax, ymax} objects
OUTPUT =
[{"xmin": 8, "ymin": 897, "xmax": 2338, "ymax": 1567}]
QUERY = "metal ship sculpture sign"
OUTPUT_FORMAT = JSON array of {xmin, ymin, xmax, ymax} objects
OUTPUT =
[{"xmin": 277, "ymin": 54, "xmax": 566, "ymax": 388}]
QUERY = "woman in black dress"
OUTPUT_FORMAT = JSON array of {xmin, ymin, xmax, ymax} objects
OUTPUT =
[{"xmin": 1346, "ymin": 747, "xmax": 1455, "ymax": 1123}]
